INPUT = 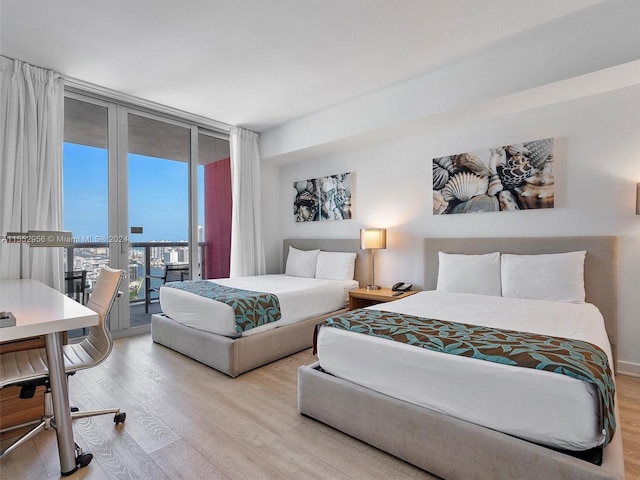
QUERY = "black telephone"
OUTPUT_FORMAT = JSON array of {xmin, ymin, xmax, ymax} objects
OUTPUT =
[{"xmin": 391, "ymin": 282, "xmax": 412, "ymax": 293}]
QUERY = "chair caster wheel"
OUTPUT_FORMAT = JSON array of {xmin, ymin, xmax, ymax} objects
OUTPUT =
[
  {"xmin": 70, "ymin": 406, "xmax": 79, "ymax": 412},
  {"xmin": 76, "ymin": 452, "xmax": 93, "ymax": 468},
  {"xmin": 114, "ymin": 412, "xmax": 126, "ymax": 423}
]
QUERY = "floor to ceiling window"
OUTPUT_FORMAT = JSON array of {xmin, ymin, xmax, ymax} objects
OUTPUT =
[
  {"xmin": 127, "ymin": 112, "xmax": 191, "ymax": 325},
  {"xmin": 63, "ymin": 91, "xmax": 230, "ymax": 337},
  {"xmin": 62, "ymin": 96, "xmax": 111, "ymax": 337}
]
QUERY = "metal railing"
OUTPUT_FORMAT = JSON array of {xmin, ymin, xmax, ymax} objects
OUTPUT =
[{"xmin": 64, "ymin": 242, "xmax": 207, "ymax": 305}]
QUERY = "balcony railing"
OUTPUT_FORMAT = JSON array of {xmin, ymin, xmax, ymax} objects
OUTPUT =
[{"xmin": 64, "ymin": 242, "xmax": 207, "ymax": 305}]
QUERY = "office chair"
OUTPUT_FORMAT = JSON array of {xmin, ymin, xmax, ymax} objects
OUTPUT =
[{"xmin": 0, "ymin": 266, "xmax": 127, "ymax": 465}]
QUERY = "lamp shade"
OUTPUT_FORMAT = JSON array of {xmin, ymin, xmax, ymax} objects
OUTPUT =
[{"xmin": 360, "ymin": 228, "xmax": 387, "ymax": 250}]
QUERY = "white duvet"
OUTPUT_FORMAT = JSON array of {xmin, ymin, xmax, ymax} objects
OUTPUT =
[
  {"xmin": 317, "ymin": 290, "xmax": 613, "ymax": 451},
  {"xmin": 159, "ymin": 274, "xmax": 358, "ymax": 337}
]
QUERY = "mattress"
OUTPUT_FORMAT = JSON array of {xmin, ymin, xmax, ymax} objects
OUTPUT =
[
  {"xmin": 160, "ymin": 274, "xmax": 358, "ymax": 338},
  {"xmin": 316, "ymin": 290, "xmax": 614, "ymax": 451}
]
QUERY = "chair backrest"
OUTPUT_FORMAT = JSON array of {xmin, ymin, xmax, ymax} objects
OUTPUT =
[
  {"xmin": 65, "ymin": 270, "xmax": 87, "ymax": 303},
  {"xmin": 73, "ymin": 266, "xmax": 124, "ymax": 371},
  {"xmin": 164, "ymin": 263, "xmax": 190, "ymax": 283}
]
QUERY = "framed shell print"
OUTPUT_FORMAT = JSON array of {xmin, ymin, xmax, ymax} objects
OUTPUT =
[
  {"xmin": 294, "ymin": 172, "xmax": 352, "ymax": 222},
  {"xmin": 432, "ymin": 138, "xmax": 554, "ymax": 215}
]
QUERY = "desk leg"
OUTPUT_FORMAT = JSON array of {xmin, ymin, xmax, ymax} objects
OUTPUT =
[{"xmin": 45, "ymin": 332, "xmax": 78, "ymax": 476}]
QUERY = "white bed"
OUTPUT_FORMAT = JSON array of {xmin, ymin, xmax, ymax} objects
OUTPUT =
[
  {"xmin": 152, "ymin": 238, "xmax": 370, "ymax": 377},
  {"xmin": 317, "ymin": 290, "xmax": 611, "ymax": 451},
  {"xmin": 299, "ymin": 236, "xmax": 624, "ymax": 480},
  {"xmin": 160, "ymin": 274, "xmax": 358, "ymax": 338}
]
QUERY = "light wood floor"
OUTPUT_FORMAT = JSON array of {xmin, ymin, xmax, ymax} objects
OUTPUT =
[{"xmin": 1, "ymin": 334, "xmax": 638, "ymax": 480}]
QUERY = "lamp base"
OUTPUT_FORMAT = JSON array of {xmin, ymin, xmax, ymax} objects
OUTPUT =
[{"xmin": 365, "ymin": 285, "xmax": 381, "ymax": 291}]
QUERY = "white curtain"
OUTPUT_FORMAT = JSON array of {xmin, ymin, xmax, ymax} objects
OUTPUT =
[
  {"xmin": 229, "ymin": 126, "xmax": 266, "ymax": 277},
  {"xmin": 0, "ymin": 57, "xmax": 64, "ymax": 289}
]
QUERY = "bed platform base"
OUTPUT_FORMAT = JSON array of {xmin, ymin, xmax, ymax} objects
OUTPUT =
[
  {"xmin": 298, "ymin": 362, "xmax": 625, "ymax": 480},
  {"xmin": 151, "ymin": 310, "xmax": 346, "ymax": 377}
]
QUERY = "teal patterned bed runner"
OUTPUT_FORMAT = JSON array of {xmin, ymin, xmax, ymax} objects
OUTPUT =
[
  {"xmin": 322, "ymin": 309, "xmax": 616, "ymax": 446},
  {"xmin": 164, "ymin": 281, "xmax": 281, "ymax": 335}
]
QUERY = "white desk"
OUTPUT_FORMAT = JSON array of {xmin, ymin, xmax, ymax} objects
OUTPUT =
[{"xmin": 0, "ymin": 279, "xmax": 98, "ymax": 475}]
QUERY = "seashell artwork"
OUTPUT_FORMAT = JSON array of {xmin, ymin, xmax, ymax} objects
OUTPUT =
[
  {"xmin": 432, "ymin": 190, "xmax": 449, "ymax": 215},
  {"xmin": 505, "ymin": 144, "xmax": 529, "ymax": 157},
  {"xmin": 487, "ymin": 173, "xmax": 504, "ymax": 196},
  {"xmin": 514, "ymin": 183, "xmax": 555, "ymax": 209},
  {"xmin": 451, "ymin": 194, "xmax": 499, "ymax": 214},
  {"xmin": 453, "ymin": 153, "xmax": 490, "ymax": 177},
  {"xmin": 524, "ymin": 138, "xmax": 554, "ymax": 169},
  {"xmin": 432, "ymin": 138, "xmax": 554, "ymax": 214},
  {"xmin": 524, "ymin": 170, "xmax": 553, "ymax": 187},
  {"xmin": 524, "ymin": 155, "xmax": 554, "ymax": 186},
  {"xmin": 488, "ymin": 147, "xmax": 506, "ymax": 174},
  {"xmin": 294, "ymin": 189, "xmax": 318, "ymax": 222},
  {"xmin": 498, "ymin": 190, "xmax": 520, "ymax": 211},
  {"xmin": 294, "ymin": 180, "xmax": 309, "ymax": 194},
  {"xmin": 498, "ymin": 155, "xmax": 532, "ymax": 189},
  {"xmin": 293, "ymin": 172, "xmax": 352, "ymax": 222},
  {"xmin": 434, "ymin": 155, "xmax": 456, "ymax": 174},
  {"xmin": 441, "ymin": 172, "xmax": 489, "ymax": 202},
  {"xmin": 432, "ymin": 164, "xmax": 450, "ymax": 190}
]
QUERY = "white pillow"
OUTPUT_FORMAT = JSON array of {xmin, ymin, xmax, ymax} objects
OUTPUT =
[
  {"xmin": 501, "ymin": 251, "xmax": 586, "ymax": 303},
  {"xmin": 285, "ymin": 246, "xmax": 320, "ymax": 278},
  {"xmin": 436, "ymin": 252, "xmax": 502, "ymax": 296},
  {"xmin": 315, "ymin": 251, "xmax": 357, "ymax": 281}
]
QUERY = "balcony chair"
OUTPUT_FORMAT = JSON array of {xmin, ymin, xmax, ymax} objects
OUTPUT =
[
  {"xmin": 0, "ymin": 266, "xmax": 127, "ymax": 465},
  {"xmin": 64, "ymin": 269, "xmax": 88, "ymax": 305},
  {"xmin": 144, "ymin": 262, "xmax": 190, "ymax": 313}
]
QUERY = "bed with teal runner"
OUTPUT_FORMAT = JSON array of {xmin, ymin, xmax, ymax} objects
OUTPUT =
[
  {"xmin": 164, "ymin": 281, "xmax": 281, "ymax": 336},
  {"xmin": 319, "ymin": 308, "xmax": 616, "ymax": 446}
]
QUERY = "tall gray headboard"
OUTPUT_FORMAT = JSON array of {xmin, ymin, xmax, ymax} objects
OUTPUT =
[
  {"xmin": 423, "ymin": 236, "xmax": 618, "ymax": 363},
  {"xmin": 283, "ymin": 238, "xmax": 370, "ymax": 288}
]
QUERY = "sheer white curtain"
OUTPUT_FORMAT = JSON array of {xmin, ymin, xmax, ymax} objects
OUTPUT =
[
  {"xmin": 0, "ymin": 57, "xmax": 64, "ymax": 289},
  {"xmin": 229, "ymin": 126, "xmax": 266, "ymax": 277}
]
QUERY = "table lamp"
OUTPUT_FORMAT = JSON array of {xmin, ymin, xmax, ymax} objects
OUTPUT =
[{"xmin": 360, "ymin": 228, "xmax": 387, "ymax": 290}]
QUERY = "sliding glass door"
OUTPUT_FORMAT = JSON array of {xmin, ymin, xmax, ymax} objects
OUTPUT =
[
  {"xmin": 63, "ymin": 91, "xmax": 230, "ymax": 337},
  {"xmin": 127, "ymin": 112, "xmax": 191, "ymax": 323},
  {"xmin": 63, "ymin": 95, "xmax": 112, "ymax": 337}
]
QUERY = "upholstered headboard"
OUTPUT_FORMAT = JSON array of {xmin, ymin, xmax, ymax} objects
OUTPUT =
[
  {"xmin": 423, "ymin": 236, "xmax": 619, "ymax": 363},
  {"xmin": 283, "ymin": 239, "xmax": 370, "ymax": 288}
]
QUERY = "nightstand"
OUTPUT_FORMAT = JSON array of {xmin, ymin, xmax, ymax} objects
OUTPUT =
[{"xmin": 348, "ymin": 287, "xmax": 418, "ymax": 310}]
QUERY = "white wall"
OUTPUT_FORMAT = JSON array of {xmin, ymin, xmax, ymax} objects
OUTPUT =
[
  {"xmin": 260, "ymin": 0, "xmax": 640, "ymax": 164},
  {"xmin": 264, "ymin": 85, "xmax": 640, "ymax": 375},
  {"xmin": 259, "ymin": 0, "xmax": 640, "ymax": 374}
]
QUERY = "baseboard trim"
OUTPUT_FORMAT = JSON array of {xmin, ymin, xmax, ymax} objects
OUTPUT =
[
  {"xmin": 111, "ymin": 324, "xmax": 151, "ymax": 339},
  {"xmin": 616, "ymin": 360, "xmax": 640, "ymax": 378}
]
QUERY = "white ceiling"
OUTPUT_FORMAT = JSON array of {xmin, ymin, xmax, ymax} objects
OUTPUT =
[{"xmin": 0, "ymin": 0, "xmax": 605, "ymax": 133}]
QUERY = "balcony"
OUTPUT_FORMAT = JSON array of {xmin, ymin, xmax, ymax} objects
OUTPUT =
[{"xmin": 64, "ymin": 241, "xmax": 206, "ymax": 335}]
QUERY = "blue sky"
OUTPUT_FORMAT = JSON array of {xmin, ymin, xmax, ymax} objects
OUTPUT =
[{"xmin": 63, "ymin": 143, "xmax": 204, "ymax": 242}]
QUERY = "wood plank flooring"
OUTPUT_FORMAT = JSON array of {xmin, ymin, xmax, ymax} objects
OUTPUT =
[
  {"xmin": 618, "ymin": 374, "xmax": 640, "ymax": 479},
  {"xmin": 1, "ymin": 333, "xmax": 638, "ymax": 480}
]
